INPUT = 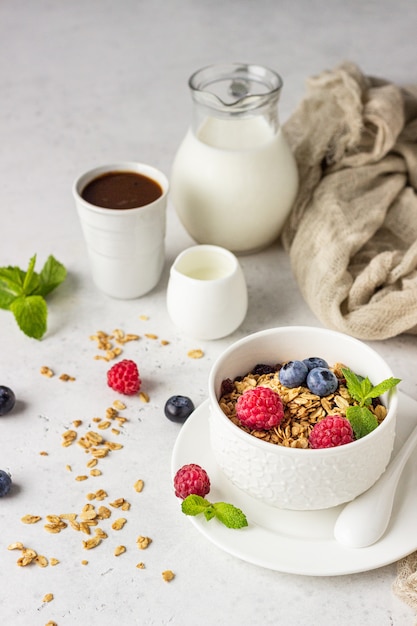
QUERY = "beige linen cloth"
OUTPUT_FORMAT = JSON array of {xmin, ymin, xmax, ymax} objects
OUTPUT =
[
  {"xmin": 281, "ymin": 62, "xmax": 417, "ymax": 340},
  {"xmin": 282, "ymin": 61, "xmax": 417, "ymax": 611}
]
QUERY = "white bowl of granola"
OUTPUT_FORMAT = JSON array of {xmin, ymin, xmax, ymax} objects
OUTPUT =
[{"xmin": 208, "ymin": 326, "xmax": 398, "ymax": 510}]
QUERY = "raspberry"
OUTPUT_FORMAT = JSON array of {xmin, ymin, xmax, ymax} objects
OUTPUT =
[
  {"xmin": 173, "ymin": 463, "xmax": 210, "ymax": 499},
  {"xmin": 236, "ymin": 386, "xmax": 284, "ymax": 430},
  {"xmin": 107, "ymin": 359, "xmax": 141, "ymax": 395},
  {"xmin": 309, "ymin": 415, "xmax": 354, "ymax": 449}
]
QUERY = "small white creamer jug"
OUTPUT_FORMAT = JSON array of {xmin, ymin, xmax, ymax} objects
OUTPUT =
[{"xmin": 170, "ymin": 63, "xmax": 299, "ymax": 254}]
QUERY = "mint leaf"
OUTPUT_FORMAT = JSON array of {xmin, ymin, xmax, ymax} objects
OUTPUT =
[
  {"xmin": 212, "ymin": 502, "xmax": 248, "ymax": 529},
  {"xmin": 364, "ymin": 377, "xmax": 402, "ymax": 400},
  {"xmin": 37, "ymin": 255, "xmax": 67, "ymax": 297},
  {"xmin": 341, "ymin": 368, "xmax": 364, "ymax": 403},
  {"xmin": 0, "ymin": 266, "xmax": 26, "ymax": 308},
  {"xmin": 346, "ymin": 405, "xmax": 378, "ymax": 439},
  {"xmin": 22, "ymin": 255, "xmax": 39, "ymax": 294},
  {"xmin": 359, "ymin": 376, "xmax": 373, "ymax": 403},
  {"xmin": 181, "ymin": 494, "xmax": 248, "ymax": 529},
  {"xmin": 0, "ymin": 254, "xmax": 67, "ymax": 339},
  {"xmin": 181, "ymin": 495, "xmax": 211, "ymax": 516},
  {"xmin": 10, "ymin": 295, "xmax": 48, "ymax": 340},
  {"xmin": 204, "ymin": 506, "xmax": 216, "ymax": 521},
  {"xmin": 342, "ymin": 367, "xmax": 400, "ymax": 439}
]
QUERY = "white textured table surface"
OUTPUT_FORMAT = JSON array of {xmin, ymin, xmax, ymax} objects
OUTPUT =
[{"xmin": 1, "ymin": 1, "xmax": 417, "ymax": 625}]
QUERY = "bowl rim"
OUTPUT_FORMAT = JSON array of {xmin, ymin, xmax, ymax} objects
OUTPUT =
[{"xmin": 208, "ymin": 325, "xmax": 398, "ymax": 457}]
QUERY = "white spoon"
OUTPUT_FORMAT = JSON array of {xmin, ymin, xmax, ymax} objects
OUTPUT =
[{"xmin": 334, "ymin": 424, "xmax": 417, "ymax": 548}]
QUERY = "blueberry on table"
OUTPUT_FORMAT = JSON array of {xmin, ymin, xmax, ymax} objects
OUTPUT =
[
  {"xmin": 279, "ymin": 360, "xmax": 308, "ymax": 388},
  {"xmin": 164, "ymin": 396, "xmax": 195, "ymax": 423},
  {"xmin": 0, "ymin": 470, "xmax": 12, "ymax": 497},
  {"xmin": 302, "ymin": 357, "xmax": 329, "ymax": 371},
  {"xmin": 0, "ymin": 386, "xmax": 15, "ymax": 416},
  {"xmin": 307, "ymin": 367, "xmax": 338, "ymax": 396}
]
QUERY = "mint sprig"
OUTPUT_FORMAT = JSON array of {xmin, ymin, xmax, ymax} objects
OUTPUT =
[
  {"xmin": 0, "ymin": 254, "xmax": 67, "ymax": 339},
  {"xmin": 341, "ymin": 367, "xmax": 400, "ymax": 439},
  {"xmin": 181, "ymin": 494, "xmax": 248, "ymax": 529}
]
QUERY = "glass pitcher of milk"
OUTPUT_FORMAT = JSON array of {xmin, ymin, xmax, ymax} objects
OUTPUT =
[{"xmin": 170, "ymin": 63, "xmax": 299, "ymax": 254}]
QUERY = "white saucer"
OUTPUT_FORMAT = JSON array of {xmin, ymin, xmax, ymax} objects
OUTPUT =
[{"xmin": 171, "ymin": 392, "xmax": 417, "ymax": 576}]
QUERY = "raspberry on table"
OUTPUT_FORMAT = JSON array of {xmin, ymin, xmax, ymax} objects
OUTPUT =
[
  {"xmin": 309, "ymin": 415, "xmax": 354, "ymax": 449},
  {"xmin": 236, "ymin": 386, "xmax": 284, "ymax": 430},
  {"xmin": 107, "ymin": 359, "xmax": 141, "ymax": 395},
  {"xmin": 173, "ymin": 463, "xmax": 211, "ymax": 499}
]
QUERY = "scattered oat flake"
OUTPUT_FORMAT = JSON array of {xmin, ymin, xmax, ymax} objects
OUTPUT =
[
  {"xmin": 59, "ymin": 373, "xmax": 75, "ymax": 382},
  {"xmin": 162, "ymin": 570, "xmax": 175, "ymax": 582},
  {"xmin": 40, "ymin": 366, "xmax": 54, "ymax": 377},
  {"xmin": 73, "ymin": 420, "xmax": 82, "ymax": 427},
  {"xmin": 66, "ymin": 465, "xmax": 72, "ymax": 471},
  {"xmin": 87, "ymin": 458, "xmax": 98, "ymax": 468},
  {"xmin": 187, "ymin": 349, "xmax": 204, "ymax": 359},
  {"xmin": 39, "ymin": 451, "xmax": 48, "ymax": 456},
  {"xmin": 114, "ymin": 545, "xmax": 126, "ymax": 556},
  {"xmin": 136, "ymin": 536, "xmax": 152, "ymax": 550},
  {"xmin": 61, "ymin": 430, "xmax": 77, "ymax": 447},
  {"xmin": 139, "ymin": 315, "xmax": 149, "ymax": 320},
  {"xmin": 8, "ymin": 542, "xmax": 24, "ymax": 551},
  {"xmin": 21, "ymin": 515, "xmax": 42, "ymax": 524},
  {"xmin": 35, "ymin": 555, "xmax": 48, "ymax": 567},
  {"xmin": 49, "ymin": 558, "xmax": 59, "ymax": 566},
  {"xmin": 75, "ymin": 475, "xmax": 88, "ymax": 482},
  {"xmin": 136, "ymin": 562, "xmax": 145, "ymax": 569},
  {"xmin": 109, "ymin": 498, "xmax": 125, "ymax": 508},
  {"xmin": 81, "ymin": 559, "xmax": 88, "ymax": 565},
  {"xmin": 139, "ymin": 391, "xmax": 149, "ymax": 403},
  {"xmin": 161, "ymin": 339, "xmax": 170, "ymax": 346},
  {"xmin": 83, "ymin": 537, "xmax": 101, "ymax": 550},
  {"xmin": 106, "ymin": 407, "xmax": 118, "ymax": 419},
  {"xmin": 90, "ymin": 469, "xmax": 101, "ymax": 477},
  {"xmin": 134, "ymin": 479, "xmax": 144, "ymax": 493},
  {"xmin": 45, "ymin": 621, "xmax": 58, "ymax": 626},
  {"xmin": 42, "ymin": 593, "xmax": 54, "ymax": 603},
  {"xmin": 145, "ymin": 333, "xmax": 158, "ymax": 340},
  {"xmin": 113, "ymin": 400, "xmax": 126, "ymax": 411},
  {"xmin": 112, "ymin": 518, "xmax": 127, "ymax": 531},
  {"xmin": 97, "ymin": 506, "xmax": 111, "ymax": 519},
  {"xmin": 106, "ymin": 441, "xmax": 123, "ymax": 451}
]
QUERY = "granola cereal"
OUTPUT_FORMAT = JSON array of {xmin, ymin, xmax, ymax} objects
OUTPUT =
[
  {"xmin": 42, "ymin": 593, "xmax": 54, "ymax": 603},
  {"xmin": 21, "ymin": 515, "xmax": 41, "ymax": 524},
  {"xmin": 136, "ymin": 536, "xmax": 152, "ymax": 550},
  {"xmin": 187, "ymin": 349, "xmax": 204, "ymax": 359},
  {"xmin": 219, "ymin": 362, "xmax": 387, "ymax": 448}
]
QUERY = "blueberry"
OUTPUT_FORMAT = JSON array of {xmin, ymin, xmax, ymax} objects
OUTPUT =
[
  {"xmin": 164, "ymin": 395, "xmax": 195, "ymax": 423},
  {"xmin": 0, "ymin": 386, "xmax": 15, "ymax": 416},
  {"xmin": 307, "ymin": 367, "xmax": 338, "ymax": 396},
  {"xmin": 302, "ymin": 357, "xmax": 329, "ymax": 371},
  {"xmin": 0, "ymin": 470, "xmax": 12, "ymax": 497},
  {"xmin": 279, "ymin": 360, "xmax": 308, "ymax": 388}
]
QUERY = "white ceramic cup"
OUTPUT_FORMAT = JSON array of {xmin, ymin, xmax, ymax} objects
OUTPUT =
[
  {"xmin": 73, "ymin": 162, "xmax": 168, "ymax": 299},
  {"xmin": 166, "ymin": 245, "xmax": 248, "ymax": 340}
]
